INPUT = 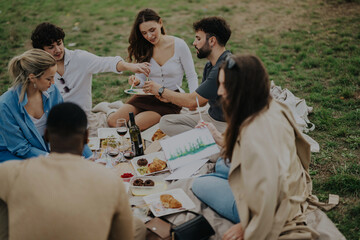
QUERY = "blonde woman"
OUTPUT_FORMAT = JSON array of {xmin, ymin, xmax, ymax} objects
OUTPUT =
[{"xmin": 0, "ymin": 49, "xmax": 91, "ymax": 161}]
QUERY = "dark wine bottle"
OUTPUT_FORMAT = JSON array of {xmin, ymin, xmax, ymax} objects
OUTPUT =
[{"xmin": 128, "ymin": 112, "xmax": 144, "ymax": 156}]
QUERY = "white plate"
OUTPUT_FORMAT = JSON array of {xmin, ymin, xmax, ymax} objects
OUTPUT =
[
  {"xmin": 131, "ymin": 151, "xmax": 169, "ymax": 176},
  {"xmin": 143, "ymin": 188, "xmax": 196, "ymax": 217},
  {"xmin": 130, "ymin": 176, "xmax": 167, "ymax": 196},
  {"xmin": 124, "ymin": 89, "xmax": 153, "ymax": 95},
  {"xmin": 88, "ymin": 137, "xmax": 100, "ymax": 150}
]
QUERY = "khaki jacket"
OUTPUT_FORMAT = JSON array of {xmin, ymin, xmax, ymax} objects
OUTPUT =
[
  {"xmin": 0, "ymin": 153, "xmax": 134, "ymax": 240},
  {"xmin": 228, "ymin": 100, "xmax": 319, "ymax": 240}
]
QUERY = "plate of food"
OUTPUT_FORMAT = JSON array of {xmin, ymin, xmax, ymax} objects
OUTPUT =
[
  {"xmin": 143, "ymin": 188, "xmax": 196, "ymax": 217},
  {"xmin": 88, "ymin": 137, "xmax": 100, "ymax": 150},
  {"xmin": 130, "ymin": 176, "xmax": 167, "ymax": 196},
  {"xmin": 124, "ymin": 89, "xmax": 153, "ymax": 95},
  {"xmin": 131, "ymin": 151, "xmax": 169, "ymax": 176}
]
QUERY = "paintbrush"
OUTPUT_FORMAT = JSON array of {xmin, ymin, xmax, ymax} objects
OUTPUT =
[{"xmin": 196, "ymin": 96, "xmax": 204, "ymax": 122}]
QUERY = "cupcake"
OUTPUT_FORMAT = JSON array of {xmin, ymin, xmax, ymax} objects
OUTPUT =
[
  {"xmin": 144, "ymin": 179, "xmax": 155, "ymax": 187},
  {"xmin": 133, "ymin": 179, "xmax": 144, "ymax": 186},
  {"xmin": 137, "ymin": 158, "xmax": 148, "ymax": 167}
]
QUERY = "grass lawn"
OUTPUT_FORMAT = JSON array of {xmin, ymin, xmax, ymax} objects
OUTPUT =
[{"xmin": 0, "ymin": 0, "xmax": 359, "ymax": 238}]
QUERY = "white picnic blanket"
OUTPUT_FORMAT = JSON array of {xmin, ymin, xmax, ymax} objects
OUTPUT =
[
  {"xmin": 90, "ymin": 83, "xmax": 320, "ymax": 150},
  {"xmin": 136, "ymin": 161, "xmax": 345, "ymax": 240},
  {"xmin": 270, "ymin": 81, "xmax": 320, "ymax": 152}
]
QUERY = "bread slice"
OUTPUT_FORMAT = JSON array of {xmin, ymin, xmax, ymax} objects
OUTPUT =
[{"xmin": 160, "ymin": 194, "xmax": 182, "ymax": 208}]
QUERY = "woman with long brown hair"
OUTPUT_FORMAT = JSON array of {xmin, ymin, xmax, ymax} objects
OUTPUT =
[
  {"xmin": 108, "ymin": 8, "xmax": 198, "ymax": 130},
  {"xmin": 193, "ymin": 55, "xmax": 319, "ymax": 240}
]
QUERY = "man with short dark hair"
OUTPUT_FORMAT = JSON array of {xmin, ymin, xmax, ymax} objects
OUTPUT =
[
  {"xmin": 0, "ymin": 103, "xmax": 145, "ymax": 240},
  {"xmin": 144, "ymin": 16, "xmax": 232, "ymax": 136},
  {"xmin": 31, "ymin": 22, "xmax": 151, "ymax": 136}
]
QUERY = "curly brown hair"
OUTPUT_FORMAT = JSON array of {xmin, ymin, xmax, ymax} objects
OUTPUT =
[
  {"xmin": 31, "ymin": 22, "xmax": 65, "ymax": 49},
  {"xmin": 193, "ymin": 16, "xmax": 231, "ymax": 47}
]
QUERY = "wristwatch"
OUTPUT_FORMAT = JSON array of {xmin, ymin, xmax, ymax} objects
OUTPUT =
[{"xmin": 158, "ymin": 86, "xmax": 165, "ymax": 97}]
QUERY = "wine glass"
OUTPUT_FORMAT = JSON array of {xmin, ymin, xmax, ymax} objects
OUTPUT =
[
  {"xmin": 116, "ymin": 118, "xmax": 127, "ymax": 143},
  {"xmin": 123, "ymin": 150, "xmax": 135, "ymax": 161},
  {"xmin": 105, "ymin": 138, "xmax": 120, "ymax": 168},
  {"xmin": 116, "ymin": 118, "xmax": 128, "ymax": 162}
]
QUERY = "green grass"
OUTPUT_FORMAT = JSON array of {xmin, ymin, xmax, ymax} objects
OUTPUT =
[{"xmin": 0, "ymin": 0, "xmax": 359, "ymax": 239}]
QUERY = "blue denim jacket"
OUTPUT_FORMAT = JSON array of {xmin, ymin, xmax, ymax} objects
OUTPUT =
[
  {"xmin": 0, "ymin": 85, "xmax": 93, "ymax": 162},
  {"xmin": 0, "ymin": 84, "xmax": 63, "ymax": 161},
  {"xmin": 0, "ymin": 85, "xmax": 93, "ymax": 161}
]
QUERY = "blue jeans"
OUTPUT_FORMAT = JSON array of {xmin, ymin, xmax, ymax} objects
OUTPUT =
[{"xmin": 192, "ymin": 158, "xmax": 240, "ymax": 223}]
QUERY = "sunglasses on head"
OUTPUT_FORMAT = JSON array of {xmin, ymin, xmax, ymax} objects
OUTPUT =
[
  {"xmin": 225, "ymin": 55, "xmax": 236, "ymax": 69},
  {"xmin": 58, "ymin": 78, "xmax": 71, "ymax": 93}
]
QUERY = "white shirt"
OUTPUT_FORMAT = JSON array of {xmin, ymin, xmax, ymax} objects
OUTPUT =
[
  {"xmin": 135, "ymin": 37, "xmax": 198, "ymax": 92},
  {"xmin": 29, "ymin": 113, "xmax": 47, "ymax": 137},
  {"xmin": 55, "ymin": 48, "xmax": 123, "ymax": 115}
]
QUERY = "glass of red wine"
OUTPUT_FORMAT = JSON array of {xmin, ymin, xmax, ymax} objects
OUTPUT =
[
  {"xmin": 123, "ymin": 150, "xmax": 135, "ymax": 161},
  {"xmin": 116, "ymin": 118, "xmax": 128, "ymax": 162},
  {"xmin": 105, "ymin": 146, "xmax": 120, "ymax": 168}
]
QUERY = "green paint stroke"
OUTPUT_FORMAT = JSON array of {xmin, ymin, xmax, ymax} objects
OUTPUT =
[{"xmin": 168, "ymin": 137, "xmax": 216, "ymax": 160}]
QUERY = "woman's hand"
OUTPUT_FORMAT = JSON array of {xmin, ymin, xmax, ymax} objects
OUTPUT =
[
  {"xmin": 195, "ymin": 122, "xmax": 224, "ymax": 147},
  {"xmin": 128, "ymin": 75, "xmax": 140, "ymax": 86},
  {"xmin": 222, "ymin": 223, "xmax": 244, "ymax": 240},
  {"xmin": 143, "ymin": 81, "xmax": 161, "ymax": 95}
]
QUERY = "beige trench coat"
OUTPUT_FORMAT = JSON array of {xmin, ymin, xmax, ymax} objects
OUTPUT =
[{"xmin": 228, "ymin": 100, "xmax": 319, "ymax": 240}]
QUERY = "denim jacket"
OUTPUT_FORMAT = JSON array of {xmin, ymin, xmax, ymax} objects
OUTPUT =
[{"xmin": 0, "ymin": 84, "xmax": 63, "ymax": 162}]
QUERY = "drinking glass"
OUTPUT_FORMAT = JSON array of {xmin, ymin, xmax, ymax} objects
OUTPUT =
[
  {"xmin": 105, "ymin": 145, "xmax": 120, "ymax": 168},
  {"xmin": 123, "ymin": 150, "xmax": 135, "ymax": 161},
  {"xmin": 116, "ymin": 119, "xmax": 127, "ymax": 143},
  {"xmin": 116, "ymin": 118, "xmax": 128, "ymax": 162},
  {"xmin": 91, "ymin": 149, "xmax": 101, "ymax": 161},
  {"xmin": 105, "ymin": 138, "xmax": 120, "ymax": 168}
]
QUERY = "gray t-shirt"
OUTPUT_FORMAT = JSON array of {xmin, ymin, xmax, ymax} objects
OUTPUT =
[{"xmin": 195, "ymin": 50, "xmax": 231, "ymax": 122}]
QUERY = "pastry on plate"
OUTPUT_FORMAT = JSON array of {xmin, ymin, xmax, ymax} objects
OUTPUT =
[
  {"xmin": 144, "ymin": 179, "xmax": 155, "ymax": 186},
  {"xmin": 137, "ymin": 158, "xmax": 148, "ymax": 167},
  {"xmin": 147, "ymin": 158, "xmax": 167, "ymax": 173},
  {"xmin": 133, "ymin": 179, "xmax": 144, "ymax": 186},
  {"xmin": 160, "ymin": 194, "xmax": 182, "ymax": 208},
  {"xmin": 151, "ymin": 129, "xmax": 166, "ymax": 141}
]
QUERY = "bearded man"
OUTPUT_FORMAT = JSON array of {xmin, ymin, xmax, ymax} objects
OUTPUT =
[{"xmin": 144, "ymin": 16, "xmax": 232, "ymax": 136}]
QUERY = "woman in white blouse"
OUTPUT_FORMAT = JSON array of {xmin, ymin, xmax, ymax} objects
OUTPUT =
[{"xmin": 107, "ymin": 8, "xmax": 198, "ymax": 130}]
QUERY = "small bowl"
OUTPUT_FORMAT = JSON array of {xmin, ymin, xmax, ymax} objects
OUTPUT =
[{"xmin": 121, "ymin": 172, "xmax": 134, "ymax": 182}]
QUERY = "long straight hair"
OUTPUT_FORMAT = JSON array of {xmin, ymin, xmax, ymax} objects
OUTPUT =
[
  {"xmin": 220, "ymin": 55, "xmax": 272, "ymax": 161},
  {"xmin": 8, "ymin": 49, "xmax": 56, "ymax": 102},
  {"xmin": 127, "ymin": 8, "xmax": 165, "ymax": 63}
]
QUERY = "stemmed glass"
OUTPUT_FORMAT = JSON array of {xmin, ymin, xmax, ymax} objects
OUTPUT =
[
  {"xmin": 105, "ymin": 138, "xmax": 120, "ymax": 168},
  {"xmin": 116, "ymin": 118, "xmax": 128, "ymax": 162}
]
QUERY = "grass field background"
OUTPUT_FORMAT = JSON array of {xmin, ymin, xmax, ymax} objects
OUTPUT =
[{"xmin": 0, "ymin": 0, "xmax": 359, "ymax": 238}]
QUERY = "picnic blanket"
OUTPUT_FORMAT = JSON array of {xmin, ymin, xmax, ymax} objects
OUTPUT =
[
  {"xmin": 89, "ymin": 101, "xmax": 124, "ymax": 137},
  {"xmin": 270, "ymin": 81, "xmax": 320, "ymax": 152},
  {"xmin": 161, "ymin": 163, "xmax": 345, "ymax": 240}
]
